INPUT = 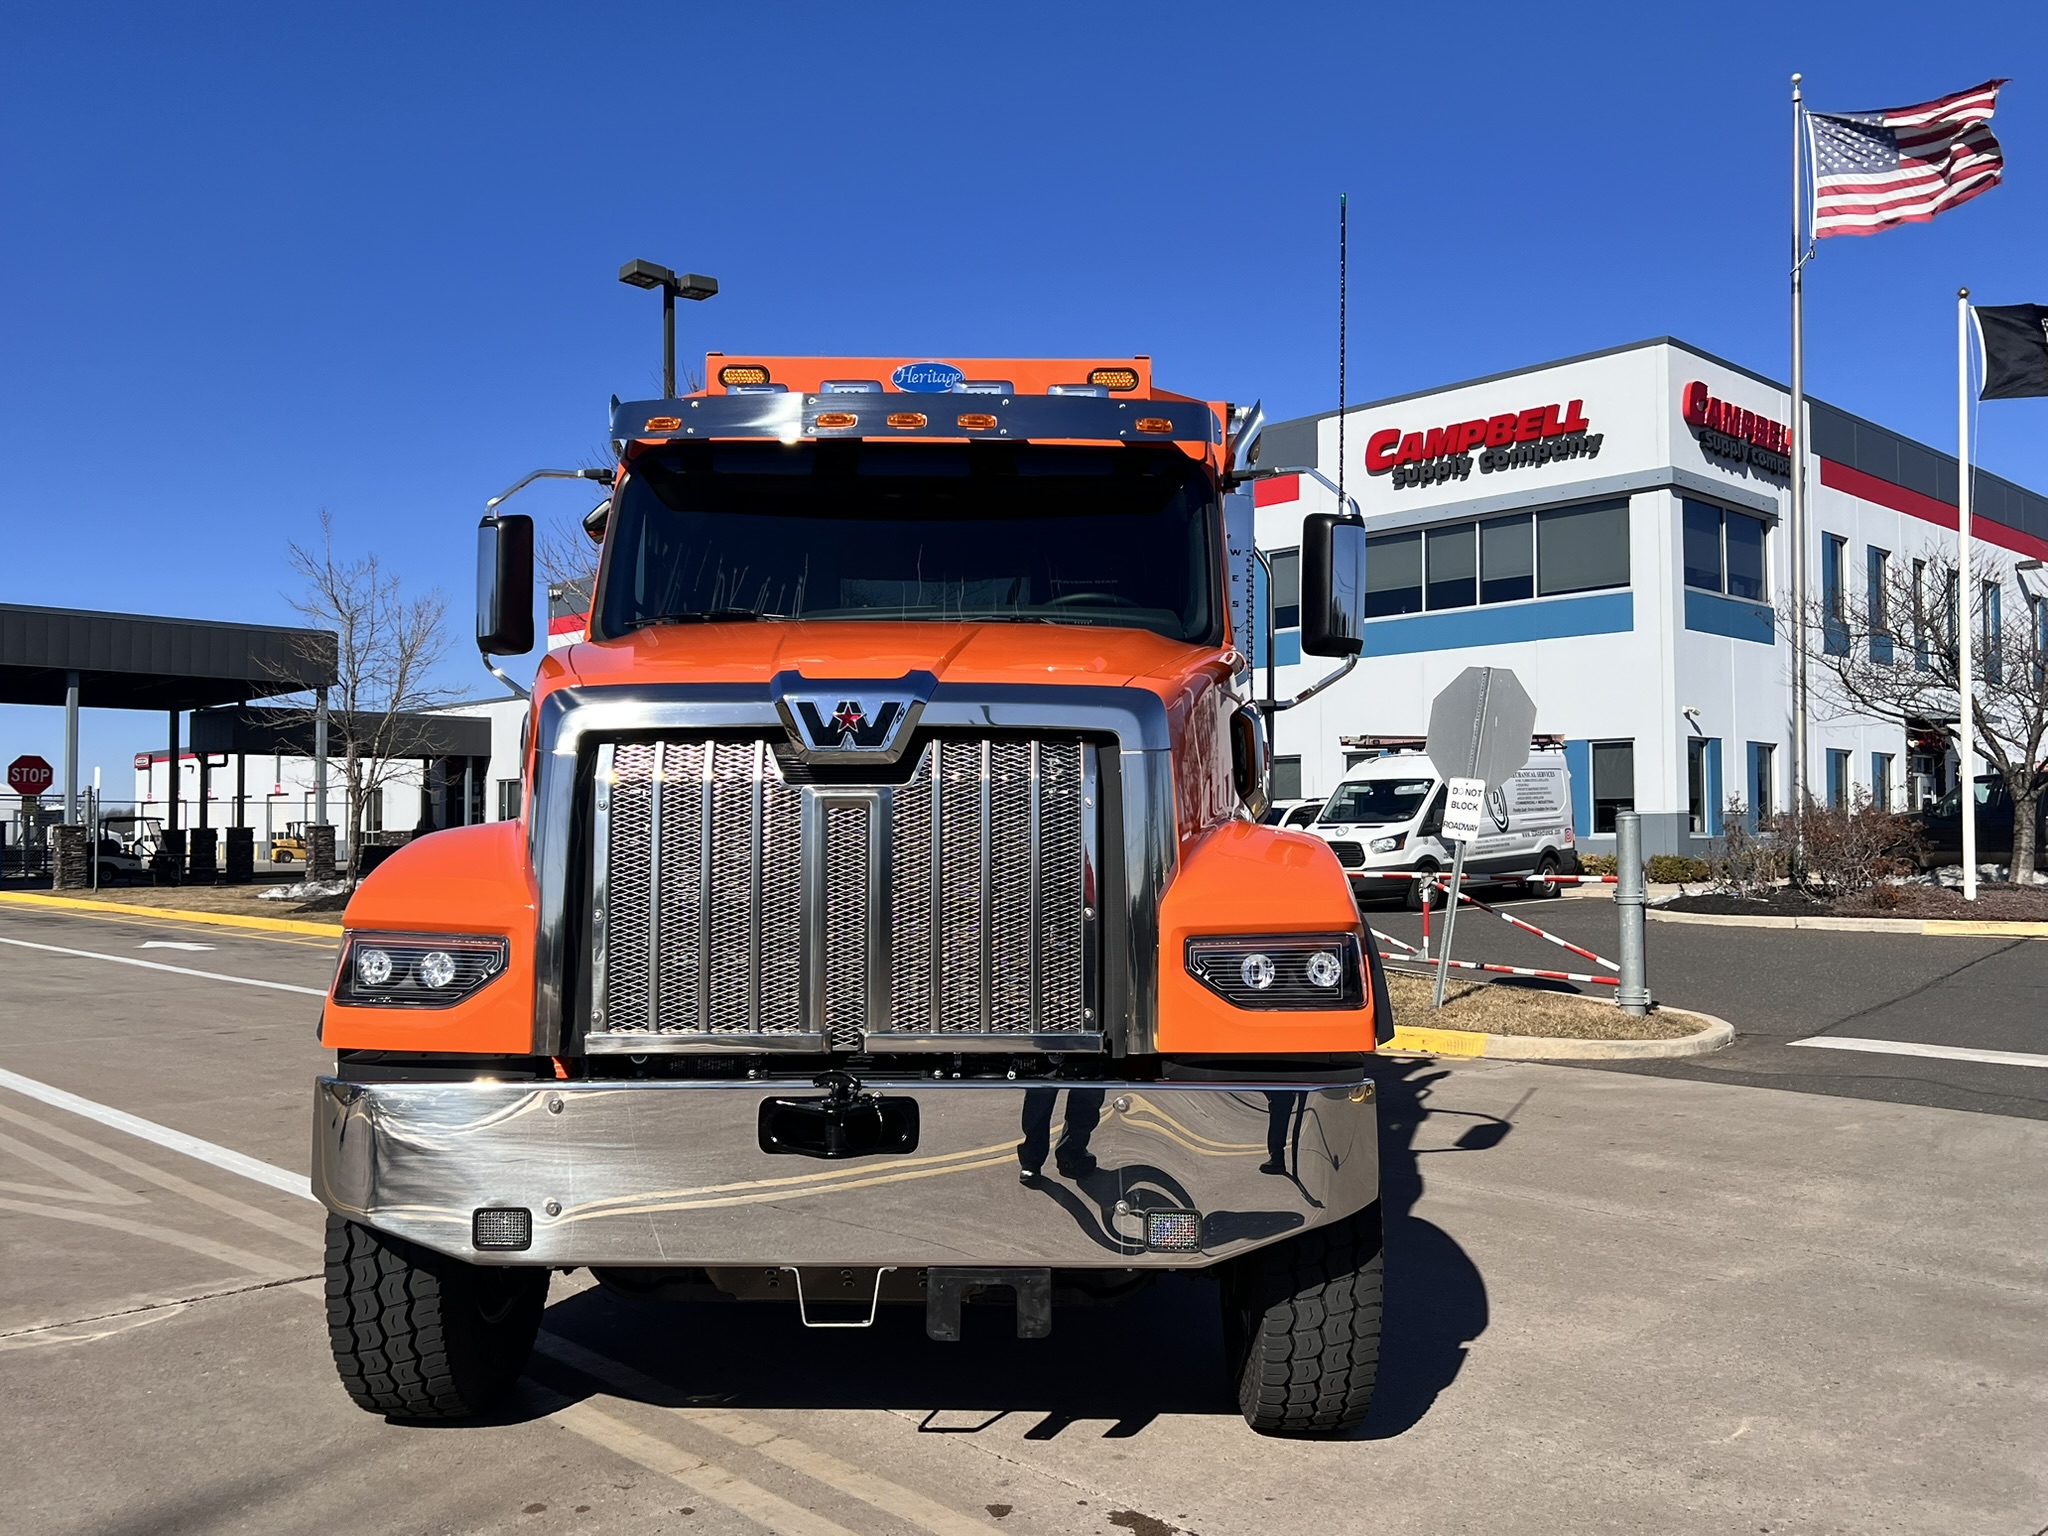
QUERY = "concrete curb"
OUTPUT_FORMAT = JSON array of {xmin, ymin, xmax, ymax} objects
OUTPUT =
[
  {"xmin": 1385, "ymin": 1006, "xmax": 1735, "ymax": 1061},
  {"xmin": 0, "ymin": 890, "xmax": 346, "ymax": 938},
  {"xmin": 1648, "ymin": 907, "xmax": 2048, "ymax": 938}
]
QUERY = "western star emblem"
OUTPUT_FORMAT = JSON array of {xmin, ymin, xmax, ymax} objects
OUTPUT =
[{"xmin": 775, "ymin": 673, "xmax": 934, "ymax": 763}]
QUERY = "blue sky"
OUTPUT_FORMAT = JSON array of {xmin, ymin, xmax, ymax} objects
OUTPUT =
[{"xmin": 3, "ymin": 1, "xmax": 2044, "ymax": 787}]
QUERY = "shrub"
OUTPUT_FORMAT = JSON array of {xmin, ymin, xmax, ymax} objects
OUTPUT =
[
  {"xmin": 1647, "ymin": 854, "xmax": 1710, "ymax": 883},
  {"xmin": 1764, "ymin": 789, "xmax": 1925, "ymax": 899},
  {"xmin": 1709, "ymin": 797, "xmax": 1785, "ymax": 897},
  {"xmin": 1580, "ymin": 854, "xmax": 1618, "ymax": 877}
]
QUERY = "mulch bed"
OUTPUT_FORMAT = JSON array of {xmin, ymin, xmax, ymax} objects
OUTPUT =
[{"xmin": 1659, "ymin": 883, "xmax": 2048, "ymax": 921}]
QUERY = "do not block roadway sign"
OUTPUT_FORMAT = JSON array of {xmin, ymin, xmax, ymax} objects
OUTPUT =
[{"xmin": 1440, "ymin": 776, "xmax": 1489, "ymax": 844}]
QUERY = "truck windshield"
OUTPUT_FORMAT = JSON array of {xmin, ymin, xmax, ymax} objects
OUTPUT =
[
  {"xmin": 1321, "ymin": 778, "xmax": 1436, "ymax": 825},
  {"xmin": 596, "ymin": 440, "xmax": 1219, "ymax": 644}
]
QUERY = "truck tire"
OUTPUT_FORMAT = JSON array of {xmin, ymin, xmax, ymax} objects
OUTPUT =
[
  {"xmin": 1221, "ymin": 1205, "xmax": 1383, "ymax": 1437},
  {"xmin": 1527, "ymin": 850, "xmax": 1561, "ymax": 899},
  {"xmin": 324, "ymin": 1213, "xmax": 548, "ymax": 1420},
  {"xmin": 1405, "ymin": 861, "xmax": 1440, "ymax": 912}
]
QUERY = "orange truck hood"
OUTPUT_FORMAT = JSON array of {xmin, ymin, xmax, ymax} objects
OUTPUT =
[{"xmin": 541, "ymin": 620, "xmax": 1225, "ymax": 696}]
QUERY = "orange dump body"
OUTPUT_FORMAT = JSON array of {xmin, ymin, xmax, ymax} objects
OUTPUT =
[{"xmin": 324, "ymin": 356, "xmax": 1375, "ymax": 1059}]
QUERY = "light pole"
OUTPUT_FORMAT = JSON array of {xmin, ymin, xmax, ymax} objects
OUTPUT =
[{"xmin": 618, "ymin": 260, "xmax": 718, "ymax": 399}]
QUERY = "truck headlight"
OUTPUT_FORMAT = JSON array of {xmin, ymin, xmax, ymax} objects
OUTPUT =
[
  {"xmin": 1184, "ymin": 934, "xmax": 1364, "ymax": 1010},
  {"xmin": 1368, "ymin": 833, "xmax": 1405, "ymax": 853},
  {"xmin": 334, "ymin": 932, "xmax": 508, "ymax": 1008}
]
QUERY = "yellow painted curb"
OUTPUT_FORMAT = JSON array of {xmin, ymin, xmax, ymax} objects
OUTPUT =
[
  {"xmin": 1385, "ymin": 1025, "xmax": 1488, "ymax": 1057},
  {"xmin": 1921, "ymin": 919, "xmax": 2048, "ymax": 938},
  {"xmin": 0, "ymin": 890, "xmax": 345, "ymax": 938}
]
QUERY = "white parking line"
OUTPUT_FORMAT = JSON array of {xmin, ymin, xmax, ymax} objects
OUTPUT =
[
  {"xmin": 0, "ymin": 934, "xmax": 326, "ymax": 997},
  {"xmin": 0, "ymin": 1067, "xmax": 317, "ymax": 1201},
  {"xmin": 1787, "ymin": 1035, "xmax": 2048, "ymax": 1069}
]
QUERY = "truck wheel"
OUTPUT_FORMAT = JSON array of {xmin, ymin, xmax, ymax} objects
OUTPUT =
[
  {"xmin": 275, "ymin": 850, "xmax": 293, "ymax": 864},
  {"xmin": 1527, "ymin": 851, "xmax": 1561, "ymax": 899},
  {"xmin": 323, "ymin": 1213, "xmax": 547, "ymax": 1420},
  {"xmin": 1404, "ymin": 862, "xmax": 1440, "ymax": 912},
  {"xmin": 1221, "ymin": 1206, "xmax": 1383, "ymax": 1437}
]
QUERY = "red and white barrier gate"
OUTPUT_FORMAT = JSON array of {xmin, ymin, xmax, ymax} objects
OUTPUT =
[{"xmin": 1355, "ymin": 869, "xmax": 1622, "ymax": 990}]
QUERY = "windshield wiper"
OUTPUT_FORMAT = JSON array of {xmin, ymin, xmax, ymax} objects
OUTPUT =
[{"xmin": 628, "ymin": 610, "xmax": 779, "ymax": 630}]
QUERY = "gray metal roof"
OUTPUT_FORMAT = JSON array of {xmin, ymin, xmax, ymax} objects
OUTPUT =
[
  {"xmin": 0, "ymin": 604, "xmax": 338, "ymax": 711},
  {"xmin": 188, "ymin": 706, "xmax": 491, "ymax": 759},
  {"xmin": 1258, "ymin": 336, "xmax": 2048, "ymax": 546}
]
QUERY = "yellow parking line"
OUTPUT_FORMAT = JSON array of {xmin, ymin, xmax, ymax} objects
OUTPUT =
[
  {"xmin": 0, "ymin": 894, "xmax": 339, "ymax": 948},
  {"xmin": 0, "ymin": 891, "xmax": 344, "ymax": 938}
]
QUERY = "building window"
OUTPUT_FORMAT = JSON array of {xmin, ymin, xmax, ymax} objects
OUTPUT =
[
  {"xmin": 1983, "ymin": 580, "xmax": 2002, "ymax": 684},
  {"xmin": 496, "ymin": 778, "xmax": 523, "ymax": 821},
  {"xmin": 1425, "ymin": 523, "xmax": 1477, "ymax": 610},
  {"xmin": 1911, "ymin": 557, "xmax": 1929, "ymax": 671},
  {"xmin": 1271, "ymin": 755, "xmax": 1303, "ymax": 802},
  {"xmin": 1480, "ymin": 516, "xmax": 1534, "ymax": 603},
  {"xmin": 1270, "ymin": 548, "xmax": 1300, "ymax": 632},
  {"xmin": 360, "ymin": 792, "xmax": 383, "ymax": 833},
  {"xmin": 1687, "ymin": 738, "xmax": 1709, "ymax": 834},
  {"xmin": 2033, "ymin": 595, "xmax": 2047, "ymax": 688},
  {"xmin": 1871, "ymin": 753, "xmax": 1894, "ymax": 810},
  {"xmin": 1868, "ymin": 547, "xmax": 1893, "ymax": 663},
  {"xmin": 1748, "ymin": 741, "xmax": 1775, "ymax": 825},
  {"xmin": 1591, "ymin": 740, "xmax": 1634, "ymax": 833},
  {"xmin": 1536, "ymin": 499, "xmax": 1630, "ymax": 596},
  {"xmin": 1826, "ymin": 748, "xmax": 1851, "ymax": 808},
  {"xmin": 1681, "ymin": 500, "xmax": 1769, "ymax": 602},
  {"xmin": 1822, "ymin": 534, "xmax": 1848, "ymax": 656},
  {"xmin": 1364, "ymin": 531, "xmax": 1422, "ymax": 617}
]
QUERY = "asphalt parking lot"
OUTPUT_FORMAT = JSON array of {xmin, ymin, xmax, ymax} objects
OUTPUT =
[
  {"xmin": 2, "ymin": 898, "xmax": 2044, "ymax": 1536},
  {"xmin": 1362, "ymin": 884, "xmax": 2048, "ymax": 1119}
]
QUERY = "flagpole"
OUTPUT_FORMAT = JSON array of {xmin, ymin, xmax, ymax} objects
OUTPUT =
[
  {"xmin": 1790, "ymin": 73, "xmax": 1811, "ymax": 866},
  {"xmin": 1958, "ymin": 287, "xmax": 1978, "ymax": 901}
]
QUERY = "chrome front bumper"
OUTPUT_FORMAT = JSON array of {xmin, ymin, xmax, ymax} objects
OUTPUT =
[{"xmin": 313, "ymin": 1075, "xmax": 1377, "ymax": 1268}]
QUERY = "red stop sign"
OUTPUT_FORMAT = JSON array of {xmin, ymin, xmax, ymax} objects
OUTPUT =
[{"xmin": 7, "ymin": 756, "xmax": 54, "ymax": 796}]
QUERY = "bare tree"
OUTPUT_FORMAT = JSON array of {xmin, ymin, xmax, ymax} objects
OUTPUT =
[
  {"xmin": 280, "ymin": 511, "xmax": 465, "ymax": 883},
  {"xmin": 1791, "ymin": 552, "xmax": 2048, "ymax": 882},
  {"xmin": 532, "ymin": 438, "xmax": 613, "ymax": 603}
]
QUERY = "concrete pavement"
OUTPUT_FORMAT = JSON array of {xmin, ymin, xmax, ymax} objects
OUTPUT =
[{"xmin": 1, "ymin": 901, "xmax": 2044, "ymax": 1534}]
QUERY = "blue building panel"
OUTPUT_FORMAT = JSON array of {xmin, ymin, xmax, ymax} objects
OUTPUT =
[
  {"xmin": 1564, "ymin": 740, "xmax": 1592, "ymax": 836},
  {"xmin": 1363, "ymin": 592, "xmax": 1634, "ymax": 657},
  {"xmin": 1683, "ymin": 589, "xmax": 1775, "ymax": 644}
]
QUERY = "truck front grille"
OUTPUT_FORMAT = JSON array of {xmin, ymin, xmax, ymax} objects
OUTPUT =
[{"xmin": 590, "ymin": 736, "xmax": 1098, "ymax": 1052}]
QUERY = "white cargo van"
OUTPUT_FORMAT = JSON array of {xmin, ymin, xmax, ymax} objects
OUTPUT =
[{"xmin": 1307, "ymin": 749, "xmax": 1577, "ymax": 909}]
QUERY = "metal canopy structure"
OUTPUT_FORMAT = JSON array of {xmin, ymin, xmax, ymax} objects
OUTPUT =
[
  {"xmin": 0, "ymin": 602, "xmax": 338, "ymax": 833},
  {"xmin": 190, "ymin": 707, "xmax": 489, "ymax": 760},
  {"xmin": 0, "ymin": 603, "xmax": 336, "ymax": 711}
]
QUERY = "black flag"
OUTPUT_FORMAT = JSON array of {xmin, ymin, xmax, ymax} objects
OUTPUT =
[{"xmin": 1976, "ymin": 304, "xmax": 2048, "ymax": 399}]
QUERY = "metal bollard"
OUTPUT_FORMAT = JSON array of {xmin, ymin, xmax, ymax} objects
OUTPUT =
[{"xmin": 1614, "ymin": 811, "xmax": 1651, "ymax": 1015}]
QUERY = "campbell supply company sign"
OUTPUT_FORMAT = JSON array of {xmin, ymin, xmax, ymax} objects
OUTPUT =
[
  {"xmin": 1683, "ymin": 381, "xmax": 1790, "ymax": 479},
  {"xmin": 1365, "ymin": 401, "xmax": 1605, "ymax": 490}
]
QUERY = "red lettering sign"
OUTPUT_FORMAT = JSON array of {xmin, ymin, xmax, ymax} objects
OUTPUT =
[
  {"xmin": 1684, "ymin": 380, "xmax": 1787, "ymax": 453},
  {"xmin": 1364, "ymin": 402, "xmax": 1596, "ymax": 474}
]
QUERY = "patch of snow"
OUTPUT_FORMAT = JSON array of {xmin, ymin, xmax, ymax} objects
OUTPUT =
[{"xmin": 258, "ymin": 879, "xmax": 351, "ymax": 901}]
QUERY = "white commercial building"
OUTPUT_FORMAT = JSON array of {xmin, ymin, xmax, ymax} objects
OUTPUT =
[{"xmin": 1253, "ymin": 337, "xmax": 2048, "ymax": 856}]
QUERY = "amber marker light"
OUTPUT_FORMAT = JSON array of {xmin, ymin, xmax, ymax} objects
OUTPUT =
[
  {"xmin": 1134, "ymin": 417, "xmax": 1174, "ymax": 434},
  {"xmin": 886, "ymin": 412, "xmax": 928, "ymax": 429},
  {"xmin": 815, "ymin": 411, "xmax": 858, "ymax": 429},
  {"xmin": 955, "ymin": 412, "xmax": 998, "ymax": 430},
  {"xmin": 644, "ymin": 416, "xmax": 683, "ymax": 431},
  {"xmin": 1090, "ymin": 367, "xmax": 1140, "ymax": 391},
  {"xmin": 719, "ymin": 364, "xmax": 771, "ymax": 387}
]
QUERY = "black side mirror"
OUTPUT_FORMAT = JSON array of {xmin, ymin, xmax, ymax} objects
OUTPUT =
[
  {"xmin": 1229, "ymin": 702, "xmax": 1270, "ymax": 820},
  {"xmin": 1300, "ymin": 512, "xmax": 1366, "ymax": 657},
  {"xmin": 477, "ymin": 514, "xmax": 535, "ymax": 656}
]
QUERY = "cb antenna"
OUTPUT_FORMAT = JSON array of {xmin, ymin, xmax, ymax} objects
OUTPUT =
[{"xmin": 1337, "ymin": 193, "xmax": 1348, "ymax": 518}]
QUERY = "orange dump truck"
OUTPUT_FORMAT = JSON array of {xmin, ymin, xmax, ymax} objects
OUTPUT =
[{"xmin": 314, "ymin": 355, "xmax": 1388, "ymax": 1435}]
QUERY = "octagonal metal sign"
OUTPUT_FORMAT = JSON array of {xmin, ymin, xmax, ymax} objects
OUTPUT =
[{"xmin": 1425, "ymin": 666, "xmax": 1536, "ymax": 791}]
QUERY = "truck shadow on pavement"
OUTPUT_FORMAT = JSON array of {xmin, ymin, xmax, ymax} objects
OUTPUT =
[{"xmin": 496, "ymin": 1055, "xmax": 1496, "ymax": 1442}]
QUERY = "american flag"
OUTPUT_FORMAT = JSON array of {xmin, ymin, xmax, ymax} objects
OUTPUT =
[{"xmin": 1807, "ymin": 80, "xmax": 2007, "ymax": 239}]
